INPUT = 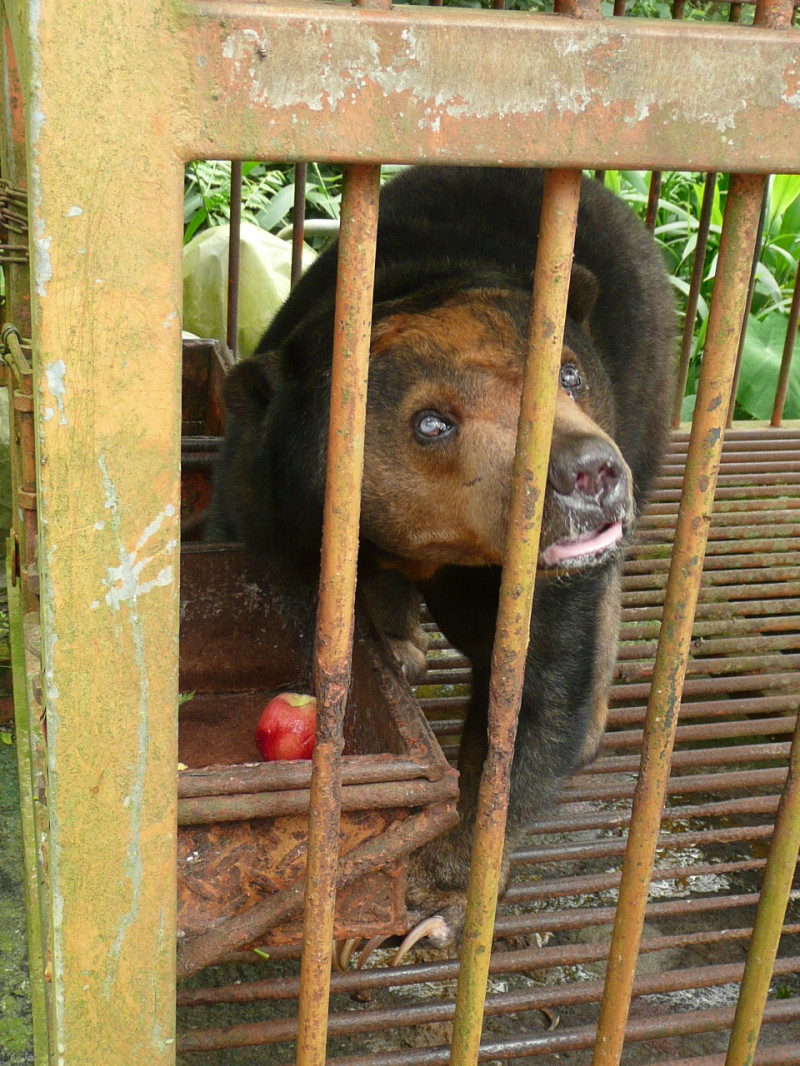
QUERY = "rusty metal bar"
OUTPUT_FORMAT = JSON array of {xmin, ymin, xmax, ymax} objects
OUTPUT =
[
  {"xmin": 756, "ymin": 0, "xmax": 796, "ymax": 25},
  {"xmin": 673, "ymin": 172, "xmax": 717, "ymax": 427},
  {"xmin": 724, "ymin": 710, "xmax": 800, "ymax": 1065},
  {"xmin": 591, "ymin": 172, "xmax": 768, "ymax": 1066},
  {"xmin": 181, "ymin": 6, "xmax": 800, "ymax": 174},
  {"xmin": 178, "ymin": 921, "xmax": 790, "ymax": 1010},
  {"xmin": 521, "ymin": 770, "xmax": 776, "ymax": 849},
  {"xmin": 727, "ymin": 184, "xmax": 768, "ymax": 427},
  {"xmin": 565, "ymin": 765, "xmax": 789, "ymax": 802},
  {"xmin": 509, "ymin": 829, "xmax": 775, "ymax": 874},
  {"xmin": 180, "ymin": 985, "xmax": 800, "ymax": 1062},
  {"xmin": 645, "ymin": 170, "xmax": 662, "ymax": 231},
  {"xmin": 179, "ymin": 957, "xmax": 800, "ymax": 1053},
  {"xmin": 553, "ymin": 0, "xmax": 602, "ymax": 17},
  {"xmin": 291, "ymin": 161, "xmax": 308, "ymax": 288},
  {"xmin": 771, "ymin": 266, "xmax": 800, "ymax": 425},
  {"xmin": 448, "ymin": 168, "xmax": 583, "ymax": 1066},
  {"xmin": 226, "ymin": 160, "xmax": 242, "ymax": 357},
  {"xmin": 177, "ymin": 754, "xmax": 432, "ymax": 799},
  {"xmin": 177, "ymin": 773, "xmax": 457, "ymax": 825},
  {"xmin": 296, "ymin": 163, "xmax": 381, "ymax": 1066}
]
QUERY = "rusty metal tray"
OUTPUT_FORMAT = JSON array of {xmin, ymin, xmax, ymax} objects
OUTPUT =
[{"xmin": 175, "ymin": 544, "xmax": 458, "ymax": 976}]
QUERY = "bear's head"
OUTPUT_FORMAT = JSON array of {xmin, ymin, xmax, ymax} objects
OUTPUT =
[{"xmin": 221, "ymin": 265, "xmax": 634, "ymax": 579}]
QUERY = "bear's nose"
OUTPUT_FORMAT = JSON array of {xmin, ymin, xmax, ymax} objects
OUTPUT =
[{"xmin": 548, "ymin": 438, "xmax": 627, "ymax": 507}]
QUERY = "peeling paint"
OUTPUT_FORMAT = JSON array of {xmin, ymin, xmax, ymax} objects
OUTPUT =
[
  {"xmin": 64, "ymin": 205, "xmax": 83, "ymax": 218},
  {"xmin": 45, "ymin": 359, "xmax": 68, "ymax": 426},
  {"xmin": 96, "ymin": 453, "xmax": 176, "ymax": 996},
  {"xmin": 32, "ymin": 221, "xmax": 52, "ymax": 299}
]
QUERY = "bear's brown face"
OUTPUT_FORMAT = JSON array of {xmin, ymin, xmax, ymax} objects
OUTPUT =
[{"xmin": 360, "ymin": 288, "xmax": 634, "ymax": 580}]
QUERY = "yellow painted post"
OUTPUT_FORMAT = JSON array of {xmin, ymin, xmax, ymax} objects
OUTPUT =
[{"xmin": 22, "ymin": 2, "xmax": 183, "ymax": 1062}]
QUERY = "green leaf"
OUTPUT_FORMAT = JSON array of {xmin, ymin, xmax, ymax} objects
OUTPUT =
[
  {"xmin": 769, "ymin": 174, "xmax": 800, "ymax": 232},
  {"xmin": 736, "ymin": 312, "xmax": 800, "ymax": 420},
  {"xmin": 680, "ymin": 391, "xmax": 698, "ymax": 423},
  {"xmin": 603, "ymin": 171, "xmax": 622, "ymax": 196},
  {"xmin": 256, "ymin": 183, "xmax": 298, "ymax": 233}
]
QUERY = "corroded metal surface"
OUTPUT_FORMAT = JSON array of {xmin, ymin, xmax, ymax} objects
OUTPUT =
[
  {"xmin": 298, "ymin": 164, "xmax": 381, "ymax": 1066},
  {"xmin": 673, "ymin": 172, "xmax": 717, "ymax": 427},
  {"xmin": 772, "ymin": 271, "xmax": 800, "ymax": 425},
  {"xmin": 177, "ymin": 425, "xmax": 800, "ymax": 1063},
  {"xmin": 13, "ymin": 2, "xmax": 185, "ymax": 1061},
  {"xmin": 174, "ymin": 545, "xmax": 457, "ymax": 974},
  {"xmin": 7, "ymin": 0, "xmax": 800, "ymax": 1063},
  {"xmin": 592, "ymin": 172, "xmax": 768, "ymax": 1066},
  {"xmin": 449, "ymin": 168, "xmax": 582, "ymax": 1066},
  {"xmin": 178, "ymin": 3, "xmax": 800, "ymax": 172}
]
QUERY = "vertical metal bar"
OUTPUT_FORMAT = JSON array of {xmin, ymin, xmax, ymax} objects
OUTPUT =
[
  {"xmin": 645, "ymin": 171, "xmax": 662, "ymax": 232},
  {"xmin": 291, "ymin": 162, "xmax": 307, "ymax": 288},
  {"xmin": 449, "ymin": 168, "xmax": 583, "ymax": 1066},
  {"xmin": 226, "ymin": 160, "xmax": 242, "ymax": 357},
  {"xmin": 295, "ymin": 163, "xmax": 381, "ymax": 1066},
  {"xmin": 591, "ymin": 172, "xmax": 767, "ymax": 1066},
  {"xmin": 755, "ymin": 0, "xmax": 795, "ymax": 26},
  {"xmin": 771, "ymin": 269, "xmax": 800, "ymax": 426},
  {"xmin": 553, "ymin": 0, "xmax": 602, "ymax": 16},
  {"xmin": 27, "ymin": 3, "xmax": 184, "ymax": 1061},
  {"xmin": 724, "ymin": 711, "xmax": 800, "ymax": 1066},
  {"xmin": 727, "ymin": 182, "xmax": 768, "ymax": 427},
  {"xmin": 722, "ymin": 12, "xmax": 797, "ymax": 1051},
  {"xmin": 672, "ymin": 172, "xmax": 717, "ymax": 427}
]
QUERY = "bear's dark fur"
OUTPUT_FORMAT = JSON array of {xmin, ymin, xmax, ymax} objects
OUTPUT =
[{"xmin": 210, "ymin": 166, "xmax": 675, "ymax": 947}]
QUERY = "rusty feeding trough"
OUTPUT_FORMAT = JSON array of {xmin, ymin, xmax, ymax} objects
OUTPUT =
[{"xmin": 174, "ymin": 341, "xmax": 459, "ymax": 977}]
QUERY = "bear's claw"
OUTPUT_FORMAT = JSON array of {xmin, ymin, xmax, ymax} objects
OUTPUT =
[{"xmin": 391, "ymin": 915, "xmax": 452, "ymax": 966}]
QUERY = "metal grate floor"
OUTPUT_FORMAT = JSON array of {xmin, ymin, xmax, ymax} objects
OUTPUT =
[{"xmin": 176, "ymin": 426, "xmax": 800, "ymax": 1066}]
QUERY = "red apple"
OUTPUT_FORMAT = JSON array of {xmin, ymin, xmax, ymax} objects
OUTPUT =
[{"xmin": 255, "ymin": 693, "xmax": 317, "ymax": 761}]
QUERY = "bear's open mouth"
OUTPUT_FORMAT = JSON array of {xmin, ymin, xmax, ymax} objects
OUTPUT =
[{"xmin": 539, "ymin": 520, "xmax": 624, "ymax": 568}]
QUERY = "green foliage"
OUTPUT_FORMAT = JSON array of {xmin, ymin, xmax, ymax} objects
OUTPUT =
[
  {"xmin": 609, "ymin": 170, "xmax": 800, "ymax": 421},
  {"xmin": 183, "ymin": 158, "xmax": 800, "ymax": 423},
  {"xmin": 184, "ymin": 161, "xmax": 344, "ymax": 248}
]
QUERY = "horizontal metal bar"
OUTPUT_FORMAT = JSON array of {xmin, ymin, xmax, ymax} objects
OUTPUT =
[
  {"xmin": 564, "ymin": 765, "xmax": 789, "ymax": 802},
  {"xmin": 511, "ymin": 824, "xmax": 774, "ymax": 871},
  {"xmin": 506, "ymin": 858, "xmax": 768, "ymax": 901},
  {"xmin": 581, "ymin": 740, "xmax": 792, "ymax": 774},
  {"xmin": 606, "ymin": 693, "xmax": 800, "ymax": 723},
  {"xmin": 627, "ymin": 551, "xmax": 800, "ymax": 570},
  {"xmin": 305, "ymin": 997, "xmax": 800, "ymax": 1065},
  {"xmin": 622, "ymin": 598, "xmax": 800, "ymax": 622},
  {"xmin": 179, "ymin": 2, "xmax": 800, "ymax": 171},
  {"xmin": 179, "ymin": 922, "xmax": 796, "ymax": 1011},
  {"xmin": 177, "ymin": 957, "xmax": 800, "ymax": 1053},
  {"xmin": 526, "ymin": 792, "xmax": 780, "ymax": 837},
  {"xmin": 177, "ymin": 773, "xmax": 457, "ymax": 825}
]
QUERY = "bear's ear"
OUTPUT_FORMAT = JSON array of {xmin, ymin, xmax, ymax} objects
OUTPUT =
[
  {"xmin": 223, "ymin": 358, "xmax": 273, "ymax": 424},
  {"xmin": 567, "ymin": 264, "xmax": 599, "ymax": 325}
]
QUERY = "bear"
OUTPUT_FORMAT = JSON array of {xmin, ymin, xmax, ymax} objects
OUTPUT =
[{"xmin": 209, "ymin": 166, "xmax": 676, "ymax": 951}]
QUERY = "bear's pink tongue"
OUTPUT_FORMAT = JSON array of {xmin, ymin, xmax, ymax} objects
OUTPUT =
[{"xmin": 540, "ymin": 521, "xmax": 623, "ymax": 567}]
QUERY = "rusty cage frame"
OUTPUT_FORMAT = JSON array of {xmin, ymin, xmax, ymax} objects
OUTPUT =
[{"xmin": 2, "ymin": 0, "xmax": 800, "ymax": 1063}]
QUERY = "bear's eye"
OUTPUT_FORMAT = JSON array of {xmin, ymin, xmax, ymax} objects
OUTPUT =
[
  {"xmin": 413, "ymin": 409, "xmax": 457, "ymax": 444},
  {"xmin": 559, "ymin": 363, "xmax": 584, "ymax": 396}
]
